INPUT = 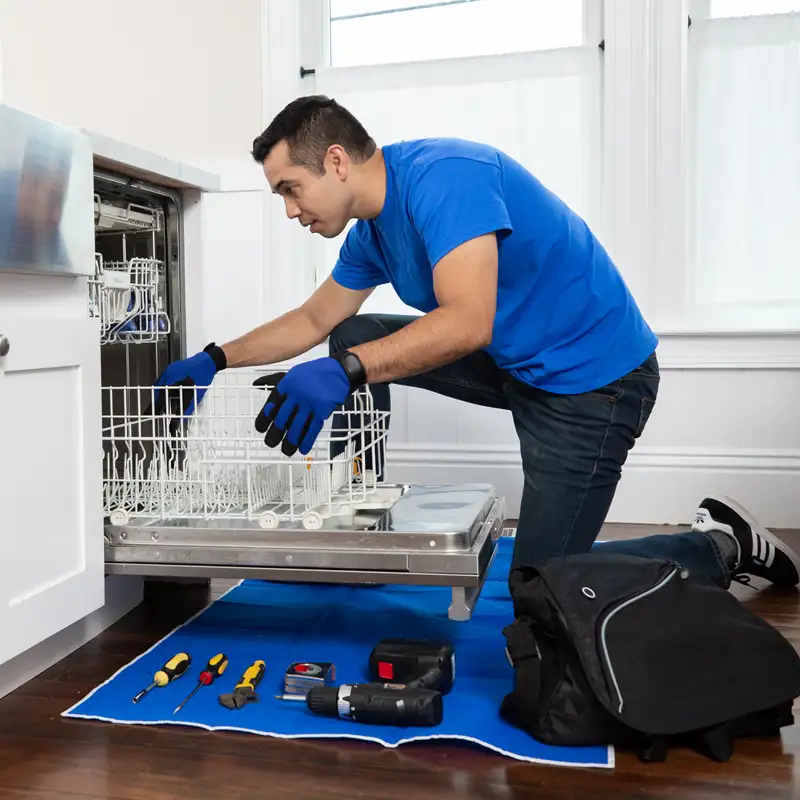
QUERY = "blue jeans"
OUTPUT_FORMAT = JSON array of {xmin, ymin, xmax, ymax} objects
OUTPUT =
[{"xmin": 329, "ymin": 314, "xmax": 731, "ymax": 589}]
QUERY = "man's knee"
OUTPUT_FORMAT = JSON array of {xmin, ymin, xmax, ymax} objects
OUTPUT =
[{"xmin": 329, "ymin": 314, "xmax": 388, "ymax": 353}]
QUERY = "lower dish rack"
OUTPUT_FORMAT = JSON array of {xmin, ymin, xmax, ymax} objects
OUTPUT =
[
  {"xmin": 102, "ymin": 369, "xmax": 505, "ymax": 621},
  {"xmin": 102, "ymin": 369, "xmax": 389, "ymax": 530}
]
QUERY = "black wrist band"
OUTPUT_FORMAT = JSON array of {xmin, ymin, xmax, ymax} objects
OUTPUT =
[
  {"xmin": 331, "ymin": 349, "xmax": 367, "ymax": 390},
  {"xmin": 204, "ymin": 342, "xmax": 228, "ymax": 372}
]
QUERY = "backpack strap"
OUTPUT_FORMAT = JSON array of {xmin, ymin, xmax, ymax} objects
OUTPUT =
[{"xmin": 502, "ymin": 619, "xmax": 542, "ymax": 697}]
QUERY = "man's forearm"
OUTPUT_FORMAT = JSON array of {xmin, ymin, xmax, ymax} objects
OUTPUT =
[
  {"xmin": 221, "ymin": 308, "xmax": 327, "ymax": 368},
  {"xmin": 349, "ymin": 307, "xmax": 491, "ymax": 384}
]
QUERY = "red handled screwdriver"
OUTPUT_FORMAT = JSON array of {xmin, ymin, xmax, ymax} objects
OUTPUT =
[{"xmin": 173, "ymin": 653, "xmax": 229, "ymax": 715}]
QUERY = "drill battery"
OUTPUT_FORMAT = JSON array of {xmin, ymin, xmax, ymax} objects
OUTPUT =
[
  {"xmin": 283, "ymin": 662, "xmax": 336, "ymax": 697},
  {"xmin": 368, "ymin": 638, "xmax": 455, "ymax": 695}
]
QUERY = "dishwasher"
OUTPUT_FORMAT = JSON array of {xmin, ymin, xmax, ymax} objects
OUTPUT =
[{"xmin": 90, "ymin": 168, "xmax": 506, "ymax": 622}]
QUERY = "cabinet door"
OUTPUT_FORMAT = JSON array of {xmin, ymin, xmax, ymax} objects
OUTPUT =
[{"xmin": 0, "ymin": 314, "xmax": 103, "ymax": 666}]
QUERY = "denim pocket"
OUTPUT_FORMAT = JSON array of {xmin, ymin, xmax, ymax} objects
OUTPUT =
[
  {"xmin": 585, "ymin": 381, "xmax": 624, "ymax": 404},
  {"xmin": 635, "ymin": 396, "xmax": 656, "ymax": 438}
]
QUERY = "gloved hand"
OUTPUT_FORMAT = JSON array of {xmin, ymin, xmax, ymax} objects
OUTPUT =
[
  {"xmin": 153, "ymin": 342, "xmax": 227, "ymax": 416},
  {"xmin": 253, "ymin": 356, "xmax": 356, "ymax": 456}
]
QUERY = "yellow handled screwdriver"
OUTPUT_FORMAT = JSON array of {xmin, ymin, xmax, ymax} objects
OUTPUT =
[
  {"xmin": 132, "ymin": 652, "xmax": 191, "ymax": 704},
  {"xmin": 173, "ymin": 653, "xmax": 229, "ymax": 715},
  {"xmin": 218, "ymin": 660, "xmax": 266, "ymax": 710}
]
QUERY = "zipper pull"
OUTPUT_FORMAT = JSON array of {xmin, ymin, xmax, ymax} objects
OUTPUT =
[{"xmin": 669, "ymin": 560, "xmax": 690, "ymax": 579}]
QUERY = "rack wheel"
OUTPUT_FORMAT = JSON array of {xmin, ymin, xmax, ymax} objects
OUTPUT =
[
  {"xmin": 259, "ymin": 511, "xmax": 279, "ymax": 530},
  {"xmin": 109, "ymin": 509, "xmax": 129, "ymax": 526},
  {"xmin": 302, "ymin": 511, "xmax": 324, "ymax": 530}
]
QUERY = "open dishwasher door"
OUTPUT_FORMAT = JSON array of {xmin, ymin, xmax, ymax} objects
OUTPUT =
[{"xmin": 102, "ymin": 370, "xmax": 506, "ymax": 621}]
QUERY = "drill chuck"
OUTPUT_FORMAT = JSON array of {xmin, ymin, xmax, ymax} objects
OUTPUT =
[{"xmin": 305, "ymin": 684, "xmax": 341, "ymax": 717}]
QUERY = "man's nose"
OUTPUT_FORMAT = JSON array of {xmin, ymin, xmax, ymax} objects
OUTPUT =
[{"xmin": 284, "ymin": 198, "xmax": 301, "ymax": 219}]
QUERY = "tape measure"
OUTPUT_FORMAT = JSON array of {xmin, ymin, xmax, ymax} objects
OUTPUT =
[{"xmin": 284, "ymin": 661, "xmax": 335, "ymax": 696}]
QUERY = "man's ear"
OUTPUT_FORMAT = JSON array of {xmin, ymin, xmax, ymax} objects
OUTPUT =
[{"xmin": 326, "ymin": 145, "xmax": 350, "ymax": 180}]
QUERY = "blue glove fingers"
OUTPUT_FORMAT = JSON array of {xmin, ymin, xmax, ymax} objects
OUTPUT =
[
  {"xmin": 255, "ymin": 383, "xmax": 285, "ymax": 434},
  {"xmin": 255, "ymin": 398, "xmax": 278, "ymax": 434},
  {"xmin": 151, "ymin": 351, "xmax": 219, "ymax": 419},
  {"xmin": 286, "ymin": 406, "xmax": 314, "ymax": 450},
  {"xmin": 273, "ymin": 396, "xmax": 298, "ymax": 431},
  {"xmin": 264, "ymin": 400, "xmax": 299, "ymax": 449},
  {"xmin": 154, "ymin": 370, "xmax": 170, "ymax": 387},
  {"xmin": 299, "ymin": 418, "xmax": 325, "ymax": 456}
]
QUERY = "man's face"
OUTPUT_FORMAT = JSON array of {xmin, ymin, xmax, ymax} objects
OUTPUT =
[{"xmin": 263, "ymin": 140, "xmax": 352, "ymax": 238}]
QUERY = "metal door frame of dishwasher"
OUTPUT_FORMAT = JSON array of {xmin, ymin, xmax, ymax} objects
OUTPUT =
[
  {"xmin": 104, "ymin": 485, "xmax": 507, "ymax": 621},
  {"xmin": 92, "ymin": 168, "xmax": 186, "ymax": 365}
]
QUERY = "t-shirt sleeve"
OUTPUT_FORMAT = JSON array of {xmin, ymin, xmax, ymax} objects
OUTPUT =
[
  {"xmin": 330, "ymin": 222, "xmax": 389, "ymax": 291},
  {"xmin": 408, "ymin": 158, "xmax": 513, "ymax": 269}
]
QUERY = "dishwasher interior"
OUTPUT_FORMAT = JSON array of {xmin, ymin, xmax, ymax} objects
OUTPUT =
[{"xmin": 92, "ymin": 169, "xmax": 505, "ymax": 621}]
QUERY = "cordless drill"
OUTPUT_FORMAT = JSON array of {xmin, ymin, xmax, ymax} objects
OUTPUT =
[
  {"xmin": 277, "ymin": 638, "xmax": 455, "ymax": 727},
  {"xmin": 290, "ymin": 681, "xmax": 444, "ymax": 727}
]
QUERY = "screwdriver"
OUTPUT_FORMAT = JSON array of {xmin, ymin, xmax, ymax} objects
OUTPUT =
[
  {"xmin": 173, "ymin": 653, "xmax": 229, "ymax": 715},
  {"xmin": 132, "ymin": 652, "xmax": 191, "ymax": 703}
]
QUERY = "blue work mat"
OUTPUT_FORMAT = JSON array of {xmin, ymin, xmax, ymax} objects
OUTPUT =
[{"xmin": 62, "ymin": 538, "xmax": 612, "ymax": 768}]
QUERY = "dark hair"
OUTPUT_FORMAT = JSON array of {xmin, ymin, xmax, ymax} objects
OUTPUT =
[{"xmin": 251, "ymin": 95, "xmax": 376, "ymax": 173}]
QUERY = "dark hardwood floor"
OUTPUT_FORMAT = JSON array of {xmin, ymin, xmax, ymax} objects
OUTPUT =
[{"xmin": 2, "ymin": 526, "xmax": 800, "ymax": 799}]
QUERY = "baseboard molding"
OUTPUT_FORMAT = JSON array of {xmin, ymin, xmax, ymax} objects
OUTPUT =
[
  {"xmin": 385, "ymin": 444, "xmax": 800, "ymax": 529},
  {"xmin": 654, "ymin": 332, "xmax": 800, "ymax": 369},
  {"xmin": 0, "ymin": 576, "xmax": 143, "ymax": 701}
]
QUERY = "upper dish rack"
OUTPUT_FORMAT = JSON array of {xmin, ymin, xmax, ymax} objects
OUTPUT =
[
  {"xmin": 89, "ymin": 194, "xmax": 170, "ymax": 344},
  {"xmin": 89, "ymin": 253, "xmax": 170, "ymax": 344}
]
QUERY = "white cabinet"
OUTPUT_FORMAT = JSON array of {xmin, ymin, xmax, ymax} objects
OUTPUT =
[{"xmin": 0, "ymin": 313, "xmax": 104, "ymax": 666}]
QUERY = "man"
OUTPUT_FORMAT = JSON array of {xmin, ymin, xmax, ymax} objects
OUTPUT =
[{"xmin": 155, "ymin": 95, "xmax": 799, "ymax": 591}]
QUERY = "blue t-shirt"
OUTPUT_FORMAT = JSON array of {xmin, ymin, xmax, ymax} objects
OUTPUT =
[{"xmin": 331, "ymin": 138, "xmax": 658, "ymax": 394}]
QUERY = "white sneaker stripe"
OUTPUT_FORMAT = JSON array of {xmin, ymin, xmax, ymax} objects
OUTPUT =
[
  {"xmin": 767, "ymin": 541, "xmax": 776, "ymax": 568},
  {"xmin": 752, "ymin": 528, "xmax": 761, "ymax": 561}
]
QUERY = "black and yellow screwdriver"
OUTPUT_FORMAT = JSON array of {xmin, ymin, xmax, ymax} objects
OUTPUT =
[
  {"xmin": 132, "ymin": 652, "xmax": 191, "ymax": 704},
  {"xmin": 173, "ymin": 653, "xmax": 229, "ymax": 715}
]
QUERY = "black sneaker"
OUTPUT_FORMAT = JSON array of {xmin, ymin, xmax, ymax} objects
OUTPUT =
[{"xmin": 692, "ymin": 494, "xmax": 800, "ymax": 587}]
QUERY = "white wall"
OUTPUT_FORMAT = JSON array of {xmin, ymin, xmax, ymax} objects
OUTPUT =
[{"xmin": 0, "ymin": 0, "xmax": 262, "ymax": 168}]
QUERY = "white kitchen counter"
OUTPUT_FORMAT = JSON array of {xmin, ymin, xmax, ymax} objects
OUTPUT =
[{"xmin": 83, "ymin": 128, "xmax": 221, "ymax": 192}]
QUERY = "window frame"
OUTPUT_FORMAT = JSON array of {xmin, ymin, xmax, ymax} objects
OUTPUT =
[{"xmin": 301, "ymin": 0, "xmax": 604, "ymax": 72}]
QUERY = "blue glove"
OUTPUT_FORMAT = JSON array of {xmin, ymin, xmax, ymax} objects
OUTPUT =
[
  {"xmin": 254, "ymin": 357, "xmax": 355, "ymax": 456},
  {"xmin": 153, "ymin": 343, "xmax": 226, "ymax": 416}
]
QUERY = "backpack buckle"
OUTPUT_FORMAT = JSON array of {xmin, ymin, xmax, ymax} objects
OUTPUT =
[{"xmin": 502, "ymin": 620, "xmax": 541, "ymax": 666}]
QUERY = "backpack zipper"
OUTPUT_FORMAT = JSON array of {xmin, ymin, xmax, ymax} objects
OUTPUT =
[{"xmin": 599, "ymin": 565, "xmax": 680, "ymax": 714}]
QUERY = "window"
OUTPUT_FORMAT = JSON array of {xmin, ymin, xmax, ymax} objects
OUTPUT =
[
  {"xmin": 685, "ymin": 5, "xmax": 800, "ymax": 327},
  {"xmin": 328, "ymin": 0, "xmax": 589, "ymax": 68},
  {"xmin": 705, "ymin": 0, "xmax": 800, "ymax": 18}
]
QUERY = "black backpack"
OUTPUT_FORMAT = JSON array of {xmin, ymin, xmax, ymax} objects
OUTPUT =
[{"xmin": 499, "ymin": 552, "xmax": 800, "ymax": 762}]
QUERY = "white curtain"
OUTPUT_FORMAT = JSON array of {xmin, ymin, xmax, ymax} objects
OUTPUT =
[
  {"xmin": 688, "ymin": 12, "xmax": 800, "ymax": 326},
  {"xmin": 312, "ymin": 44, "xmax": 603, "ymax": 316}
]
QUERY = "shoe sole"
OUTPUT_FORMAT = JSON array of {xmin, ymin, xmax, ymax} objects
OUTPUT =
[{"xmin": 708, "ymin": 493, "xmax": 800, "ymax": 585}]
